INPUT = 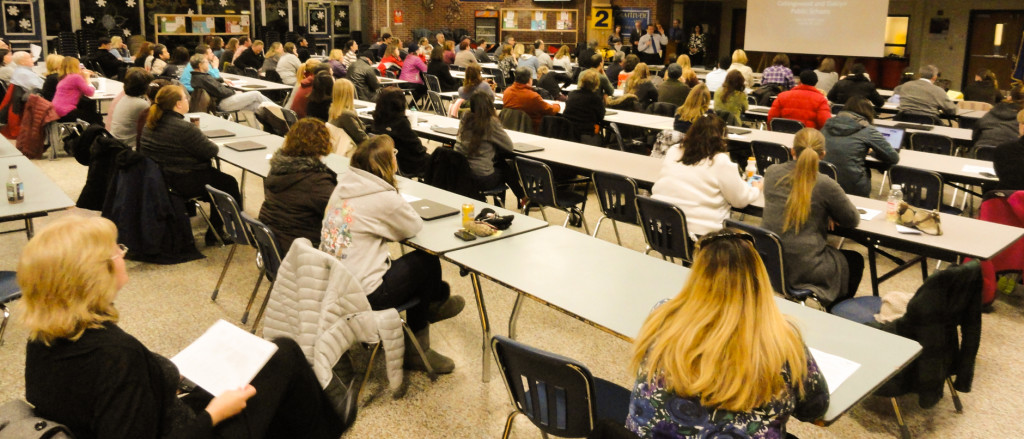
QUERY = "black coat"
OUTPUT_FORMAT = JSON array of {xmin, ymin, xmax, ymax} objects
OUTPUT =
[
  {"xmin": 827, "ymin": 74, "xmax": 884, "ymax": 108},
  {"xmin": 427, "ymin": 60, "xmax": 459, "ymax": 92},
  {"xmin": 259, "ymin": 153, "xmax": 337, "ymax": 251},
  {"xmin": 77, "ymin": 135, "xmax": 127, "ymax": 211},
  {"xmin": 41, "ymin": 74, "xmax": 59, "ymax": 101},
  {"xmin": 963, "ymin": 79, "xmax": 1001, "ymax": 105},
  {"xmin": 233, "ymin": 47, "xmax": 265, "ymax": 71},
  {"xmin": 995, "ymin": 136, "xmax": 1024, "ymax": 191},
  {"xmin": 423, "ymin": 147, "xmax": 479, "ymax": 200},
  {"xmin": 90, "ymin": 51, "xmax": 123, "ymax": 79},
  {"xmin": 563, "ymin": 89, "xmax": 605, "ymax": 137},
  {"xmin": 371, "ymin": 116, "xmax": 429, "ymax": 177}
]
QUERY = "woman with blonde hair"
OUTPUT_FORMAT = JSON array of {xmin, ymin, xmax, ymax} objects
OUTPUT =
[
  {"xmin": 729, "ymin": 49, "xmax": 754, "ymax": 88},
  {"xmin": 328, "ymin": 78, "xmax": 368, "ymax": 146},
  {"xmin": 673, "ymin": 82, "xmax": 711, "ymax": 132},
  {"xmin": 20, "ymin": 216, "xmax": 353, "ymax": 438},
  {"xmin": 443, "ymin": 40, "xmax": 456, "ymax": 64},
  {"xmin": 553, "ymin": 45, "xmax": 573, "ymax": 72},
  {"xmin": 262, "ymin": 41, "xmax": 284, "ymax": 73},
  {"xmin": 626, "ymin": 228, "xmax": 829, "ymax": 438},
  {"xmin": 814, "ymin": 57, "xmax": 839, "ymax": 94},
  {"xmin": 625, "ymin": 62, "xmax": 658, "ymax": 109},
  {"xmin": 40, "ymin": 54, "xmax": 64, "ymax": 101},
  {"xmin": 321, "ymin": 135, "xmax": 464, "ymax": 374},
  {"xmin": 53, "ymin": 56, "xmax": 101, "ymax": 124},
  {"xmin": 327, "ymin": 48, "xmax": 346, "ymax": 78},
  {"xmin": 763, "ymin": 128, "xmax": 862, "ymax": 307},
  {"xmin": 108, "ymin": 36, "xmax": 130, "ymax": 60}
]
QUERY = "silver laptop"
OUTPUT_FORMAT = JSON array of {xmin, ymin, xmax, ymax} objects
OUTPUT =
[
  {"xmin": 203, "ymin": 129, "xmax": 234, "ymax": 138},
  {"xmin": 224, "ymin": 141, "xmax": 266, "ymax": 151},
  {"xmin": 409, "ymin": 199, "xmax": 459, "ymax": 220},
  {"xmin": 873, "ymin": 126, "xmax": 905, "ymax": 151},
  {"xmin": 727, "ymin": 127, "xmax": 752, "ymax": 135},
  {"xmin": 513, "ymin": 143, "xmax": 545, "ymax": 153},
  {"xmin": 430, "ymin": 125, "xmax": 459, "ymax": 136}
]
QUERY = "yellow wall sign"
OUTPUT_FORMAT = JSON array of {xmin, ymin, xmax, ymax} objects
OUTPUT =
[{"xmin": 591, "ymin": 7, "xmax": 612, "ymax": 29}]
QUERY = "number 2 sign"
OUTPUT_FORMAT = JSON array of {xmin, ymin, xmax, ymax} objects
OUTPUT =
[{"xmin": 590, "ymin": 7, "xmax": 612, "ymax": 29}]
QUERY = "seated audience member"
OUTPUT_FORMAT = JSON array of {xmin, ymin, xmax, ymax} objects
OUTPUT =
[
  {"xmin": 605, "ymin": 52, "xmax": 625, "ymax": 88},
  {"xmin": 822, "ymin": 97, "xmax": 900, "ymax": 197},
  {"xmin": 377, "ymin": 42, "xmax": 404, "ymax": 76},
  {"xmin": 442, "ymin": 41, "xmax": 456, "ymax": 64},
  {"xmin": 516, "ymin": 45, "xmax": 540, "ymax": 79},
  {"xmin": 673, "ymin": 83, "xmax": 711, "ymax": 132},
  {"xmin": 108, "ymin": 36, "xmax": 131, "ymax": 61},
  {"xmin": 657, "ymin": 63, "xmax": 690, "ymax": 107},
  {"xmin": 180, "ymin": 44, "xmax": 223, "ymax": 93},
  {"xmin": 427, "ymin": 46, "xmax": 459, "ymax": 92},
  {"xmin": 625, "ymin": 62, "xmax": 658, "ymax": 109},
  {"xmin": 347, "ymin": 56, "xmax": 381, "ymax": 101},
  {"xmin": 327, "ymin": 49, "xmax": 346, "ymax": 78},
  {"xmin": 295, "ymin": 36, "xmax": 311, "ymax": 62},
  {"xmin": 277, "ymin": 42, "xmax": 302, "ymax": 85},
  {"xmin": 502, "ymin": 66, "xmax": 561, "ymax": 131},
  {"xmin": 233, "ymin": 36, "xmax": 251, "ymax": 62},
  {"xmin": 814, "ymin": 57, "xmax": 839, "ymax": 95},
  {"xmin": 260, "ymin": 118, "xmax": 338, "ymax": 250},
  {"xmin": 963, "ymin": 69, "xmax": 1001, "ymax": 105},
  {"xmin": 562, "ymin": 69, "xmax": 606, "ymax": 143},
  {"xmin": 163, "ymin": 46, "xmax": 190, "ymax": 78},
  {"xmin": 974, "ymin": 85, "xmax": 1024, "ymax": 147},
  {"xmin": 399, "ymin": 45, "xmax": 429, "ymax": 100},
  {"xmin": 218, "ymin": 38, "xmax": 238, "ymax": 70},
  {"xmin": 262, "ymin": 42, "xmax": 284, "ymax": 74},
  {"xmin": 321, "ymin": 135, "xmax": 464, "ymax": 372},
  {"xmin": 533, "ymin": 40, "xmax": 552, "ymax": 69},
  {"xmin": 681, "ymin": 67, "xmax": 701, "ymax": 88},
  {"xmin": 342, "ymin": 39, "xmax": 359, "ymax": 68},
  {"xmin": 370, "ymin": 87, "xmax": 430, "ymax": 176},
  {"xmin": 617, "ymin": 54, "xmax": 640, "ymax": 89},
  {"xmin": 536, "ymin": 66, "xmax": 569, "ymax": 101},
  {"xmin": 20, "ymin": 216, "xmax": 352, "ymax": 439},
  {"xmin": 764, "ymin": 128, "xmax": 862, "ymax": 307},
  {"xmin": 328, "ymin": 78, "xmax": 369, "ymax": 147},
  {"xmin": 994, "ymin": 109, "xmax": 1024, "ymax": 190},
  {"xmin": 233, "ymin": 40, "xmax": 265, "ymax": 71},
  {"xmin": 458, "ymin": 64, "xmax": 494, "ymax": 101},
  {"xmin": 576, "ymin": 40, "xmax": 598, "ymax": 70},
  {"xmin": 473, "ymin": 39, "xmax": 491, "ymax": 63},
  {"xmin": 40, "ymin": 54, "xmax": 64, "ymax": 101},
  {"xmin": 146, "ymin": 44, "xmax": 170, "ymax": 76},
  {"xmin": 372, "ymin": 33, "xmax": 391, "ymax": 60},
  {"xmin": 728, "ymin": 49, "xmax": 755, "ymax": 89},
  {"xmin": 893, "ymin": 64, "xmax": 956, "ymax": 118},
  {"xmin": 552, "ymin": 45, "xmax": 573, "ymax": 72},
  {"xmin": 652, "ymin": 115, "xmax": 761, "ymax": 239},
  {"xmin": 53, "ymin": 57, "xmax": 102, "ymax": 125},
  {"xmin": 496, "ymin": 45, "xmax": 517, "ymax": 80},
  {"xmin": 189, "ymin": 54, "xmax": 274, "ymax": 117},
  {"xmin": 704, "ymin": 56, "xmax": 731, "ymax": 93},
  {"xmin": 140, "ymin": 85, "xmax": 241, "ymax": 244},
  {"xmin": 305, "ymin": 72, "xmax": 335, "ymax": 122},
  {"xmin": 827, "ymin": 63, "xmax": 885, "ymax": 108},
  {"xmin": 762, "ymin": 53, "xmax": 796, "ymax": 90},
  {"xmin": 89, "ymin": 37, "xmax": 124, "ymax": 79},
  {"xmin": 580, "ymin": 54, "xmax": 615, "ymax": 98},
  {"xmin": 714, "ymin": 70, "xmax": 749, "ymax": 124},
  {"xmin": 627, "ymin": 227, "xmax": 829, "ymax": 438},
  {"xmin": 767, "ymin": 70, "xmax": 832, "ymax": 129},
  {"xmin": 455, "ymin": 91, "xmax": 526, "ymax": 200},
  {"xmin": 288, "ymin": 60, "xmax": 325, "ymax": 118},
  {"xmin": 10, "ymin": 51, "xmax": 43, "ymax": 92},
  {"xmin": 133, "ymin": 42, "xmax": 152, "ymax": 69},
  {"xmin": 454, "ymin": 40, "xmax": 478, "ymax": 68},
  {"xmin": 107, "ymin": 68, "xmax": 154, "ymax": 147}
]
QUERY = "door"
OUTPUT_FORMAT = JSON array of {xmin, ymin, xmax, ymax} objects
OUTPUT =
[
  {"xmin": 682, "ymin": 1, "xmax": 721, "ymax": 67},
  {"xmin": 2, "ymin": 0, "xmax": 43, "ymax": 52},
  {"xmin": 330, "ymin": 1, "xmax": 352, "ymax": 47},
  {"xmin": 301, "ymin": 0, "xmax": 357, "ymax": 51},
  {"xmin": 964, "ymin": 10, "xmax": 1024, "ymax": 93}
]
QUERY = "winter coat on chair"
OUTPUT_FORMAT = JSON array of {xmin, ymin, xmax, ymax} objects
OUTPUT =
[
  {"xmin": 16, "ymin": 94, "xmax": 60, "ymax": 159},
  {"xmin": 77, "ymin": 135, "xmax": 128, "ymax": 211},
  {"xmin": 974, "ymin": 190, "xmax": 1024, "ymax": 306},
  {"xmin": 422, "ymin": 146, "xmax": 480, "ymax": 200},
  {"xmin": 262, "ymin": 238, "xmax": 406, "ymax": 391},
  {"xmin": 0, "ymin": 83, "xmax": 27, "ymax": 139}
]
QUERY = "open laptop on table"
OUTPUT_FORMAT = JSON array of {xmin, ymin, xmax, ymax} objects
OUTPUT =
[
  {"xmin": 223, "ymin": 140, "xmax": 267, "ymax": 152},
  {"xmin": 203, "ymin": 129, "xmax": 234, "ymax": 138},
  {"xmin": 873, "ymin": 126, "xmax": 905, "ymax": 151},
  {"xmin": 513, "ymin": 143, "xmax": 545, "ymax": 153},
  {"xmin": 430, "ymin": 125, "xmax": 459, "ymax": 136},
  {"xmin": 409, "ymin": 199, "xmax": 459, "ymax": 220}
]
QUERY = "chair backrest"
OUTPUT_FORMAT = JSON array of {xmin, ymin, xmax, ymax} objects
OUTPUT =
[
  {"xmin": 648, "ymin": 102, "xmax": 678, "ymax": 117},
  {"xmin": 189, "ymin": 89, "xmax": 211, "ymax": 113},
  {"xmin": 908, "ymin": 132, "xmax": 954, "ymax": 156},
  {"xmin": 242, "ymin": 67, "xmax": 259, "ymax": 78},
  {"xmin": 819, "ymin": 160, "xmax": 839, "ymax": 180},
  {"xmin": 635, "ymin": 196, "xmax": 693, "ymax": 263},
  {"xmin": 514, "ymin": 157, "xmax": 559, "ymax": 208},
  {"xmin": 974, "ymin": 145, "xmax": 996, "ymax": 162},
  {"xmin": 894, "ymin": 112, "xmax": 939, "ymax": 126},
  {"xmin": 539, "ymin": 115, "xmax": 578, "ymax": 142},
  {"xmin": 746, "ymin": 95, "xmax": 757, "ymax": 106},
  {"xmin": 254, "ymin": 105, "xmax": 291, "ymax": 136},
  {"xmin": 752, "ymin": 140, "xmax": 790, "ymax": 175},
  {"xmin": 427, "ymin": 91, "xmax": 446, "ymax": 116},
  {"xmin": 499, "ymin": 108, "xmax": 534, "ymax": 133},
  {"xmin": 205, "ymin": 185, "xmax": 252, "ymax": 245},
  {"xmin": 240, "ymin": 212, "xmax": 285, "ymax": 281},
  {"xmin": 889, "ymin": 165, "xmax": 944, "ymax": 211},
  {"xmin": 423, "ymin": 73, "xmax": 441, "ymax": 93},
  {"xmin": 489, "ymin": 68, "xmax": 507, "ymax": 92},
  {"xmin": 491, "ymin": 335, "xmax": 598, "ymax": 438},
  {"xmin": 281, "ymin": 107, "xmax": 299, "ymax": 126},
  {"xmin": 264, "ymin": 69, "xmax": 283, "ymax": 84},
  {"xmin": 607, "ymin": 122, "xmax": 626, "ymax": 151},
  {"xmin": 769, "ymin": 117, "xmax": 804, "ymax": 134},
  {"xmin": 723, "ymin": 219, "xmax": 788, "ymax": 296},
  {"xmin": 831, "ymin": 103, "xmax": 845, "ymax": 115},
  {"xmin": 592, "ymin": 171, "xmax": 640, "ymax": 225}
]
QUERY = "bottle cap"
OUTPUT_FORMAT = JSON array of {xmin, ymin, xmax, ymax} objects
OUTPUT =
[{"xmin": 892, "ymin": 184, "xmax": 901, "ymax": 190}]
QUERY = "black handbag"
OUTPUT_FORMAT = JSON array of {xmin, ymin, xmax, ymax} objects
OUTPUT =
[{"xmin": 475, "ymin": 208, "xmax": 514, "ymax": 230}]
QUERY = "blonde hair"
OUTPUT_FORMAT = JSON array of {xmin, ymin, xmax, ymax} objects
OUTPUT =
[
  {"xmin": 147, "ymin": 84, "xmax": 185, "ymax": 129},
  {"xmin": 818, "ymin": 57, "xmax": 836, "ymax": 73},
  {"xmin": 17, "ymin": 216, "xmax": 121, "ymax": 346},
  {"xmin": 351, "ymin": 135, "xmax": 398, "ymax": 189},
  {"xmin": 625, "ymin": 62, "xmax": 650, "ymax": 95},
  {"xmin": 267, "ymin": 42, "xmax": 282, "ymax": 56},
  {"xmin": 732, "ymin": 49, "xmax": 748, "ymax": 65},
  {"xmin": 630, "ymin": 229, "xmax": 808, "ymax": 411},
  {"xmin": 555, "ymin": 45, "xmax": 571, "ymax": 59},
  {"xmin": 297, "ymin": 58, "xmax": 321, "ymax": 79},
  {"xmin": 57, "ymin": 56, "xmax": 81, "ymax": 78},
  {"xmin": 328, "ymin": 78, "xmax": 356, "ymax": 121},
  {"xmin": 676, "ymin": 83, "xmax": 711, "ymax": 122},
  {"xmin": 579, "ymin": 69, "xmax": 601, "ymax": 92},
  {"xmin": 110, "ymin": 36, "xmax": 123, "ymax": 47},
  {"xmin": 329, "ymin": 48, "xmax": 344, "ymax": 62},
  {"xmin": 537, "ymin": 65, "xmax": 549, "ymax": 76},
  {"xmin": 780, "ymin": 128, "xmax": 825, "ymax": 233},
  {"xmin": 675, "ymin": 54, "xmax": 691, "ymax": 70},
  {"xmin": 513, "ymin": 43, "xmax": 524, "ymax": 57},
  {"xmin": 1017, "ymin": 108, "xmax": 1024, "ymax": 125},
  {"xmin": 45, "ymin": 54, "xmax": 64, "ymax": 75}
]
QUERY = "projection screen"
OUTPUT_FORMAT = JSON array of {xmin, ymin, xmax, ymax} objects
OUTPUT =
[{"xmin": 744, "ymin": 0, "xmax": 889, "ymax": 57}]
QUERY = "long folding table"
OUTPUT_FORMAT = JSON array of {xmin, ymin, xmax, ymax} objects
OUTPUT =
[
  {"xmin": 0, "ymin": 137, "xmax": 20, "ymax": 158},
  {"xmin": 0, "ymin": 156, "xmax": 74, "ymax": 238}
]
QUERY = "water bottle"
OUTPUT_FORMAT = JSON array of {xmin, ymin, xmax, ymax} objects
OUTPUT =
[
  {"xmin": 745, "ymin": 157, "xmax": 758, "ymax": 181},
  {"xmin": 886, "ymin": 184, "xmax": 903, "ymax": 223},
  {"xmin": 6, "ymin": 164, "xmax": 24, "ymax": 204}
]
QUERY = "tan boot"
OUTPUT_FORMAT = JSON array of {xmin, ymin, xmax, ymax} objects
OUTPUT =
[{"xmin": 403, "ymin": 327, "xmax": 455, "ymax": 374}]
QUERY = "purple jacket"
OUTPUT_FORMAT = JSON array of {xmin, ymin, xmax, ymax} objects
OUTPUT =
[{"xmin": 399, "ymin": 54, "xmax": 427, "ymax": 84}]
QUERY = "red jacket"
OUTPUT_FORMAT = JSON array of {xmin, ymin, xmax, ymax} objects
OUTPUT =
[
  {"xmin": 766, "ymin": 84, "xmax": 831, "ymax": 129},
  {"xmin": 16, "ymin": 94, "xmax": 60, "ymax": 159},
  {"xmin": 288, "ymin": 75, "xmax": 315, "ymax": 119},
  {"xmin": 973, "ymin": 191, "xmax": 1024, "ymax": 306},
  {"xmin": 501, "ymin": 82, "xmax": 560, "ymax": 132}
]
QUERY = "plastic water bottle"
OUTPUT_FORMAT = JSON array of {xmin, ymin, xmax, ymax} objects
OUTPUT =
[
  {"xmin": 745, "ymin": 157, "xmax": 758, "ymax": 181},
  {"xmin": 6, "ymin": 164, "xmax": 24, "ymax": 204},
  {"xmin": 886, "ymin": 184, "xmax": 903, "ymax": 223}
]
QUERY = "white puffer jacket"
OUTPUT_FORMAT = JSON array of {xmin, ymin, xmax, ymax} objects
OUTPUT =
[{"xmin": 262, "ymin": 238, "xmax": 405, "ymax": 391}]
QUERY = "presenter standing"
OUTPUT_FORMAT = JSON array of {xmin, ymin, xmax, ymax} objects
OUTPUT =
[
  {"xmin": 638, "ymin": 23, "xmax": 668, "ymax": 66},
  {"xmin": 688, "ymin": 24, "xmax": 707, "ymax": 67}
]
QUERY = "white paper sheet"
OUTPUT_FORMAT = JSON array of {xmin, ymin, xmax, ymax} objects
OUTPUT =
[
  {"xmin": 809, "ymin": 347, "xmax": 860, "ymax": 394},
  {"xmin": 962, "ymin": 164, "xmax": 995, "ymax": 175},
  {"xmin": 726, "ymin": 133, "xmax": 747, "ymax": 140},
  {"xmin": 401, "ymin": 193, "xmax": 421, "ymax": 203},
  {"xmin": 896, "ymin": 225, "xmax": 922, "ymax": 234},
  {"xmin": 170, "ymin": 320, "xmax": 278, "ymax": 396},
  {"xmin": 29, "ymin": 44, "xmax": 41, "ymax": 61},
  {"xmin": 857, "ymin": 207, "xmax": 881, "ymax": 221}
]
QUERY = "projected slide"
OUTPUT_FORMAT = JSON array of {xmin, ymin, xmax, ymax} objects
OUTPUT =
[{"xmin": 745, "ymin": 0, "xmax": 888, "ymax": 57}]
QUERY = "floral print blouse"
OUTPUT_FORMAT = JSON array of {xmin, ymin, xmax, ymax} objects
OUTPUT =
[{"xmin": 626, "ymin": 348, "xmax": 829, "ymax": 439}]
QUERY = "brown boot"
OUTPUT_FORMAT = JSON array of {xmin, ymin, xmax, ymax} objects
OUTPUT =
[{"xmin": 403, "ymin": 327, "xmax": 455, "ymax": 374}]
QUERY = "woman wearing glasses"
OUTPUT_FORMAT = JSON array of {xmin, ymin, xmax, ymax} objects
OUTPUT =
[
  {"xmin": 19, "ymin": 216, "xmax": 353, "ymax": 439},
  {"xmin": 627, "ymin": 229, "xmax": 829, "ymax": 438}
]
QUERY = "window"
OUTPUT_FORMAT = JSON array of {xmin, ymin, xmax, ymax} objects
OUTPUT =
[{"xmin": 885, "ymin": 15, "xmax": 909, "ymax": 57}]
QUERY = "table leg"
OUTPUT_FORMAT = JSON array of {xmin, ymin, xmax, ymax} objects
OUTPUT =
[
  {"xmin": 509, "ymin": 293, "xmax": 524, "ymax": 339},
  {"xmin": 867, "ymin": 242, "xmax": 880, "ymax": 296},
  {"xmin": 238, "ymin": 171, "xmax": 247, "ymax": 210},
  {"xmin": 24, "ymin": 218, "xmax": 34, "ymax": 239},
  {"xmin": 469, "ymin": 271, "xmax": 492, "ymax": 382}
]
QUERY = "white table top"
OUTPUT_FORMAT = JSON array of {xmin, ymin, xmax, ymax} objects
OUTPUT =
[
  {"xmin": 874, "ymin": 118, "xmax": 972, "ymax": 142},
  {"xmin": 450, "ymin": 70, "xmax": 494, "ymax": 79},
  {"xmin": 867, "ymin": 149, "xmax": 997, "ymax": 186},
  {"xmin": 219, "ymin": 74, "xmax": 294, "ymax": 91},
  {"xmin": 87, "ymin": 78, "xmax": 123, "ymax": 101},
  {"xmin": 0, "ymin": 136, "xmax": 21, "ymax": 158},
  {"xmin": 378, "ymin": 77, "xmax": 410, "ymax": 86},
  {"xmin": 444, "ymin": 225, "xmax": 922, "ymax": 423},
  {"xmin": 186, "ymin": 112, "xmax": 268, "ymax": 140},
  {"xmin": 0, "ymin": 156, "xmax": 74, "ymax": 220}
]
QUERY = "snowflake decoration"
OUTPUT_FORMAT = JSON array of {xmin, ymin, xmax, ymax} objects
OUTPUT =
[
  {"xmin": 317, "ymin": 11, "xmax": 324, "ymax": 19},
  {"xmin": 96, "ymin": 0, "xmax": 106, "ymax": 7},
  {"xmin": 277, "ymin": 9, "xmax": 286, "ymax": 17},
  {"xmin": 125, "ymin": 0, "xmax": 135, "ymax": 7},
  {"xmin": 334, "ymin": 19, "xmax": 342, "ymax": 27},
  {"xmin": 123, "ymin": 28, "xmax": 131, "ymax": 37},
  {"xmin": 187, "ymin": 8, "xmax": 194, "ymax": 14},
  {"xmin": 310, "ymin": 24, "xmax": 318, "ymax": 33},
  {"xmin": 219, "ymin": 0, "xmax": 227, "ymax": 6},
  {"xmin": 18, "ymin": 18, "xmax": 30, "ymax": 30},
  {"xmin": 338, "ymin": 10, "xmax": 346, "ymax": 18},
  {"xmin": 6, "ymin": 5, "xmax": 18, "ymax": 16},
  {"xmin": 84, "ymin": 16, "xmax": 95, "ymax": 24}
]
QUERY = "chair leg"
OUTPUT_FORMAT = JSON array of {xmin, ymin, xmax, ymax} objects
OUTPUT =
[
  {"xmin": 194, "ymin": 201, "xmax": 224, "ymax": 247},
  {"xmin": 401, "ymin": 323, "xmax": 435, "ymax": 375},
  {"xmin": 592, "ymin": 215, "xmax": 606, "ymax": 238},
  {"xmin": 0, "ymin": 305, "xmax": 9, "ymax": 347},
  {"xmin": 610, "ymin": 220, "xmax": 622, "ymax": 246},
  {"xmin": 644, "ymin": 245, "xmax": 652, "ymax": 255},
  {"xmin": 508, "ymin": 293, "xmax": 524, "ymax": 339},
  {"xmin": 249, "ymin": 281, "xmax": 275, "ymax": 333},
  {"xmin": 577, "ymin": 208, "xmax": 590, "ymax": 234},
  {"xmin": 240, "ymin": 268, "xmax": 266, "ymax": 324},
  {"xmin": 879, "ymin": 171, "xmax": 889, "ymax": 196},
  {"xmin": 211, "ymin": 244, "xmax": 239, "ymax": 301},
  {"xmin": 502, "ymin": 410, "xmax": 520, "ymax": 439},
  {"xmin": 946, "ymin": 377, "xmax": 963, "ymax": 413},
  {"xmin": 891, "ymin": 397, "xmax": 912, "ymax": 439},
  {"xmin": 358, "ymin": 342, "xmax": 381, "ymax": 402}
]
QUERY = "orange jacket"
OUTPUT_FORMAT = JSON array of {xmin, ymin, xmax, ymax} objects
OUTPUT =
[
  {"xmin": 767, "ymin": 84, "xmax": 831, "ymax": 129},
  {"xmin": 502, "ymin": 82, "xmax": 560, "ymax": 132}
]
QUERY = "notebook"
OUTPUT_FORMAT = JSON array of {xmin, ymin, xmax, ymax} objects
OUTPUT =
[
  {"xmin": 873, "ymin": 126, "xmax": 905, "ymax": 151},
  {"xmin": 430, "ymin": 125, "xmax": 459, "ymax": 136},
  {"xmin": 513, "ymin": 143, "xmax": 545, "ymax": 153},
  {"xmin": 892, "ymin": 122, "xmax": 934, "ymax": 131},
  {"xmin": 203, "ymin": 129, "xmax": 234, "ymax": 138},
  {"xmin": 727, "ymin": 127, "xmax": 752, "ymax": 135},
  {"xmin": 409, "ymin": 199, "xmax": 459, "ymax": 220},
  {"xmin": 224, "ymin": 141, "xmax": 267, "ymax": 151}
]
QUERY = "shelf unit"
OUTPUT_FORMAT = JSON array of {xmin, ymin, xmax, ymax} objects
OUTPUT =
[
  {"xmin": 154, "ymin": 13, "xmax": 251, "ymax": 44},
  {"xmin": 498, "ymin": 8, "xmax": 579, "ymax": 47}
]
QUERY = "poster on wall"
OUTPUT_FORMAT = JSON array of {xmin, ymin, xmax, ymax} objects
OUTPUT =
[
  {"xmin": 393, "ymin": 9, "xmax": 403, "ymax": 25},
  {"xmin": 616, "ymin": 7, "xmax": 650, "ymax": 44}
]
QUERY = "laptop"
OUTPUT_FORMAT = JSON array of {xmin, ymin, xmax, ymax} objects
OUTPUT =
[
  {"xmin": 513, "ymin": 143, "xmax": 545, "ymax": 153},
  {"xmin": 604, "ymin": 110, "xmax": 618, "ymax": 115},
  {"xmin": 892, "ymin": 122, "xmax": 934, "ymax": 132},
  {"xmin": 409, "ymin": 199, "xmax": 459, "ymax": 220},
  {"xmin": 353, "ymin": 103, "xmax": 367, "ymax": 109},
  {"xmin": 727, "ymin": 127, "xmax": 752, "ymax": 135},
  {"xmin": 430, "ymin": 125, "xmax": 459, "ymax": 136},
  {"xmin": 873, "ymin": 126, "xmax": 905, "ymax": 151},
  {"xmin": 224, "ymin": 140, "xmax": 267, "ymax": 152},
  {"xmin": 203, "ymin": 129, "xmax": 234, "ymax": 138}
]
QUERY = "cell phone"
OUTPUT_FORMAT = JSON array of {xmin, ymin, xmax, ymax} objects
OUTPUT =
[{"xmin": 454, "ymin": 229, "xmax": 477, "ymax": 241}]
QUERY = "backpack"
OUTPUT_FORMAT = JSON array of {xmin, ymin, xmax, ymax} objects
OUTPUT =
[{"xmin": 752, "ymin": 84, "xmax": 782, "ymax": 106}]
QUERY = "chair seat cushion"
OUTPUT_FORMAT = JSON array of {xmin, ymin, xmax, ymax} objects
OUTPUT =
[
  {"xmin": 555, "ymin": 190, "xmax": 587, "ymax": 208},
  {"xmin": 830, "ymin": 296, "xmax": 883, "ymax": 324},
  {"xmin": 0, "ymin": 271, "xmax": 21, "ymax": 303}
]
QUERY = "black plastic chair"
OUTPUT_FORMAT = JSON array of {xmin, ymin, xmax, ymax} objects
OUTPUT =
[
  {"xmin": 539, "ymin": 115, "xmax": 579, "ymax": 142},
  {"xmin": 819, "ymin": 160, "xmax": 839, "ymax": 180},
  {"xmin": 205, "ymin": 185, "xmax": 254, "ymax": 301},
  {"xmin": 889, "ymin": 165, "xmax": 962, "ymax": 215},
  {"xmin": 491, "ymin": 335, "xmax": 630, "ymax": 439},
  {"xmin": 514, "ymin": 157, "xmax": 590, "ymax": 233},
  {"xmin": 607, "ymin": 122, "xmax": 647, "ymax": 155},
  {"xmin": 752, "ymin": 140, "xmax": 790, "ymax": 175},
  {"xmin": 723, "ymin": 220, "xmax": 822, "ymax": 307},
  {"xmin": 591, "ymin": 171, "xmax": 640, "ymax": 246},
  {"xmin": 768, "ymin": 117, "xmax": 804, "ymax": 134},
  {"xmin": 0, "ymin": 271, "xmax": 21, "ymax": 346},
  {"xmin": 239, "ymin": 212, "xmax": 285, "ymax": 332},
  {"xmin": 895, "ymin": 112, "xmax": 940, "ymax": 126},
  {"xmin": 908, "ymin": 132, "xmax": 954, "ymax": 156},
  {"xmin": 647, "ymin": 102, "xmax": 677, "ymax": 117},
  {"xmin": 426, "ymin": 91, "xmax": 446, "ymax": 116},
  {"xmin": 973, "ymin": 145, "xmax": 995, "ymax": 162},
  {"xmin": 634, "ymin": 196, "xmax": 694, "ymax": 265},
  {"xmin": 422, "ymin": 73, "xmax": 441, "ymax": 93}
]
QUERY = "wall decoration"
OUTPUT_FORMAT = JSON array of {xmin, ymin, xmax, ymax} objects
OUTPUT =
[
  {"xmin": 84, "ymin": 0, "xmax": 140, "ymax": 37},
  {"xmin": 444, "ymin": 0, "xmax": 460, "ymax": 22},
  {"xmin": 3, "ymin": 1, "xmax": 34, "ymax": 35},
  {"xmin": 393, "ymin": 9, "xmax": 403, "ymax": 25},
  {"xmin": 616, "ymin": 7, "xmax": 650, "ymax": 43},
  {"xmin": 332, "ymin": 5, "xmax": 349, "ymax": 34},
  {"xmin": 308, "ymin": 6, "xmax": 326, "ymax": 34}
]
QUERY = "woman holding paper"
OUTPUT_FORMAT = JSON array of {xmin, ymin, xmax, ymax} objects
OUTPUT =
[
  {"xmin": 626, "ymin": 228, "xmax": 829, "ymax": 438},
  {"xmin": 19, "ymin": 216, "xmax": 354, "ymax": 439}
]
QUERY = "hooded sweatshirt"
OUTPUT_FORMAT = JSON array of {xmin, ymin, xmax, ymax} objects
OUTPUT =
[
  {"xmin": 259, "ymin": 152, "xmax": 337, "ymax": 251},
  {"xmin": 320, "ymin": 167, "xmax": 423, "ymax": 293},
  {"xmin": 822, "ymin": 111, "xmax": 900, "ymax": 197},
  {"xmin": 972, "ymin": 102, "xmax": 1023, "ymax": 148}
]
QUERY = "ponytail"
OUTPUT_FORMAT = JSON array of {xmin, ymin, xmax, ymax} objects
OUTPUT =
[
  {"xmin": 146, "ymin": 84, "xmax": 185, "ymax": 129},
  {"xmin": 781, "ymin": 128, "xmax": 826, "ymax": 233},
  {"xmin": 145, "ymin": 104, "xmax": 163, "ymax": 129}
]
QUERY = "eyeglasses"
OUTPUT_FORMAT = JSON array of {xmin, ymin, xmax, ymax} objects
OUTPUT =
[
  {"xmin": 393, "ymin": 148, "xmax": 399, "ymax": 156},
  {"xmin": 112, "ymin": 243, "xmax": 128, "ymax": 259},
  {"xmin": 694, "ymin": 231, "xmax": 755, "ymax": 252}
]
